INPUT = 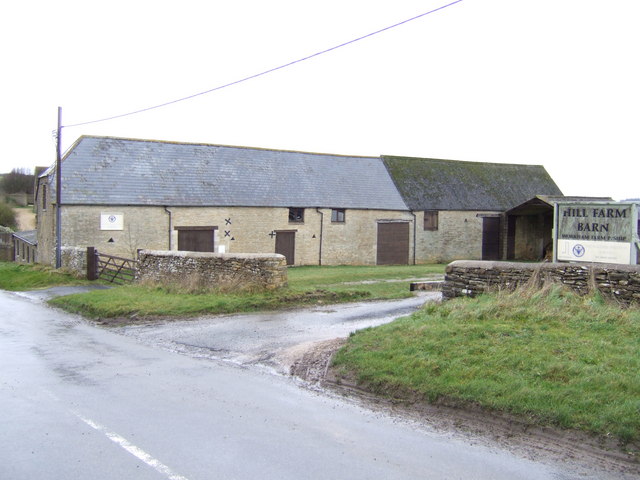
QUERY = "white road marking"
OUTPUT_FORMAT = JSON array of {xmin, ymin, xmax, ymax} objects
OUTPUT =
[{"xmin": 72, "ymin": 410, "xmax": 190, "ymax": 480}]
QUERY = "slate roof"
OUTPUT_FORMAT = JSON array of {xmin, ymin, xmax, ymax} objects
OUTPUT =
[
  {"xmin": 54, "ymin": 136, "xmax": 408, "ymax": 210},
  {"xmin": 382, "ymin": 156, "xmax": 563, "ymax": 211},
  {"xmin": 13, "ymin": 230, "xmax": 37, "ymax": 245}
]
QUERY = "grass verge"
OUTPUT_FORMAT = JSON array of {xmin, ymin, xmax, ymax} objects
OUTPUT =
[
  {"xmin": 0, "ymin": 262, "xmax": 90, "ymax": 291},
  {"xmin": 49, "ymin": 288, "xmax": 372, "ymax": 320},
  {"xmin": 332, "ymin": 284, "xmax": 640, "ymax": 449},
  {"xmin": 48, "ymin": 264, "xmax": 444, "ymax": 319}
]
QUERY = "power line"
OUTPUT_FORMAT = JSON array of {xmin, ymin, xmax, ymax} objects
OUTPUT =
[{"xmin": 64, "ymin": 0, "xmax": 463, "ymax": 128}]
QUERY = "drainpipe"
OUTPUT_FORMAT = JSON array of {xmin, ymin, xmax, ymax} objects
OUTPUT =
[
  {"xmin": 316, "ymin": 208, "xmax": 324, "ymax": 266},
  {"xmin": 164, "ymin": 207, "xmax": 173, "ymax": 250},
  {"xmin": 410, "ymin": 211, "xmax": 417, "ymax": 265}
]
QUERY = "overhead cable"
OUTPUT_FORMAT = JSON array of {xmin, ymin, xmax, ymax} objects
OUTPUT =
[{"xmin": 64, "ymin": 0, "xmax": 463, "ymax": 128}]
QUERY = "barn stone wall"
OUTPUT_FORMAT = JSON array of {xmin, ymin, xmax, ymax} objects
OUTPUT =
[
  {"xmin": 416, "ymin": 210, "xmax": 503, "ymax": 263},
  {"xmin": 43, "ymin": 205, "xmax": 413, "ymax": 266},
  {"xmin": 135, "ymin": 250, "xmax": 288, "ymax": 291},
  {"xmin": 443, "ymin": 260, "xmax": 640, "ymax": 305},
  {"xmin": 0, "ymin": 232, "xmax": 14, "ymax": 261},
  {"xmin": 35, "ymin": 176, "xmax": 56, "ymax": 266}
]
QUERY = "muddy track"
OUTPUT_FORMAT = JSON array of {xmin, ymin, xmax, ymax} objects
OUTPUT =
[{"xmin": 290, "ymin": 338, "xmax": 640, "ymax": 479}]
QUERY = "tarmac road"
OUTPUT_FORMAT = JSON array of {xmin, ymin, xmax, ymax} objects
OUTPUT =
[{"xmin": 1, "ymin": 289, "xmax": 632, "ymax": 479}]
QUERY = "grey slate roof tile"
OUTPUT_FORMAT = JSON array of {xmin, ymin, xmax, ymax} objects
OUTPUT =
[
  {"xmin": 13, "ymin": 230, "xmax": 37, "ymax": 244},
  {"xmin": 59, "ymin": 136, "xmax": 409, "ymax": 211}
]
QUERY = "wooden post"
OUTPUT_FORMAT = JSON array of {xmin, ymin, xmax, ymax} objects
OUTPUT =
[
  {"xmin": 87, "ymin": 247, "xmax": 97, "ymax": 280},
  {"xmin": 55, "ymin": 107, "xmax": 63, "ymax": 269}
]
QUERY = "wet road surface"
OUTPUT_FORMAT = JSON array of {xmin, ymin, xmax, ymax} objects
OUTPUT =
[
  {"xmin": 1, "ymin": 289, "xmax": 631, "ymax": 479},
  {"xmin": 112, "ymin": 294, "xmax": 440, "ymax": 373}
]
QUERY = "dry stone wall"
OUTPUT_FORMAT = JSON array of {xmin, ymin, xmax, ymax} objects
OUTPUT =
[
  {"xmin": 60, "ymin": 246, "xmax": 87, "ymax": 276},
  {"xmin": 443, "ymin": 260, "xmax": 640, "ymax": 305},
  {"xmin": 416, "ymin": 210, "xmax": 501, "ymax": 263},
  {"xmin": 0, "ymin": 232, "xmax": 13, "ymax": 261},
  {"xmin": 135, "ymin": 250, "xmax": 288, "ymax": 291}
]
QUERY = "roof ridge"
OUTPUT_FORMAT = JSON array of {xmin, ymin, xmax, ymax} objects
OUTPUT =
[
  {"xmin": 77, "ymin": 135, "xmax": 379, "ymax": 160},
  {"xmin": 381, "ymin": 154, "xmax": 544, "ymax": 169},
  {"xmin": 56, "ymin": 136, "xmax": 409, "ymax": 210}
]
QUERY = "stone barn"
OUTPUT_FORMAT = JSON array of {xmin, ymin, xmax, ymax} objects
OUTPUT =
[
  {"xmin": 36, "ymin": 136, "xmax": 411, "ymax": 266},
  {"xmin": 382, "ymin": 156, "xmax": 563, "ymax": 263},
  {"xmin": 35, "ymin": 135, "xmax": 564, "ymax": 266}
]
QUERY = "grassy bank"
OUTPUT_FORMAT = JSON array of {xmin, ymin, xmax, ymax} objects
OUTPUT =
[
  {"xmin": 332, "ymin": 285, "xmax": 640, "ymax": 447},
  {"xmin": 0, "ymin": 262, "xmax": 90, "ymax": 291},
  {"xmin": 48, "ymin": 264, "xmax": 444, "ymax": 319}
]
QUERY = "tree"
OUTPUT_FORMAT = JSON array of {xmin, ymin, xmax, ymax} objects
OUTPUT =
[
  {"xmin": 0, "ymin": 202, "xmax": 17, "ymax": 230},
  {"xmin": 2, "ymin": 168, "xmax": 34, "ymax": 194}
]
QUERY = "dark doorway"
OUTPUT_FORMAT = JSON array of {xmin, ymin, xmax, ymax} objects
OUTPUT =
[
  {"xmin": 482, "ymin": 217, "xmax": 501, "ymax": 260},
  {"xmin": 177, "ymin": 227, "xmax": 216, "ymax": 252},
  {"xmin": 376, "ymin": 222, "xmax": 410, "ymax": 265},
  {"xmin": 275, "ymin": 231, "xmax": 296, "ymax": 265}
]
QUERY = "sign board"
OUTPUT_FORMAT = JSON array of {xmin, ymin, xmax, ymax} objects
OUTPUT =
[
  {"xmin": 554, "ymin": 203, "xmax": 638, "ymax": 264},
  {"xmin": 100, "ymin": 213, "xmax": 124, "ymax": 231}
]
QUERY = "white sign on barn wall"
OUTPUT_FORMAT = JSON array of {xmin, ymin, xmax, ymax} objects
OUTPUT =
[
  {"xmin": 100, "ymin": 213, "xmax": 124, "ymax": 231},
  {"xmin": 554, "ymin": 203, "xmax": 638, "ymax": 265}
]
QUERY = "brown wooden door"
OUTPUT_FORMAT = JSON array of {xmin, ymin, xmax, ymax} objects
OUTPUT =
[
  {"xmin": 482, "ymin": 217, "xmax": 501, "ymax": 260},
  {"xmin": 506, "ymin": 215, "xmax": 516, "ymax": 260},
  {"xmin": 178, "ymin": 228, "xmax": 215, "ymax": 252},
  {"xmin": 376, "ymin": 222, "xmax": 409, "ymax": 265},
  {"xmin": 275, "ymin": 231, "xmax": 295, "ymax": 265}
]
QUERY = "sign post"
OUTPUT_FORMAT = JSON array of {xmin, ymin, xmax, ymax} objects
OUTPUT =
[{"xmin": 554, "ymin": 202, "xmax": 638, "ymax": 265}]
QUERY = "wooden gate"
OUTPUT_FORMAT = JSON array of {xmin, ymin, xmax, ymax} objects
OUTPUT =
[
  {"xmin": 87, "ymin": 247, "xmax": 137, "ymax": 284},
  {"xmin": 376, "ymin": 222, "xmax": 410, "ymax": 265}
]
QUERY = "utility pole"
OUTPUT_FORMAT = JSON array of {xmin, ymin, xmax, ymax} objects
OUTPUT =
[{"xmin": 55, "ymin": 107, "xmax": 62, "ymax": 268}]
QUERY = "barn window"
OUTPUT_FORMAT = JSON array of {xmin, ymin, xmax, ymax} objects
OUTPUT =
[
  {"xmin": 288, "ymin": 208, "xmax": 304, "ymax": 223},
  {"xmin": 41, "ymin": 184, "xmax": 47, "ymax": 210},
  {"xmin": 331, "ymin": 209, "xmax": 345, "ymax": 223},
  {"xmin": 423, "ymin": 210, "xmax": 439, "ymax": 231}
]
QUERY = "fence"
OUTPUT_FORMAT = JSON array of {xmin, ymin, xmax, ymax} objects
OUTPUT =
[{"xmin": 87, "ymin": 247, "xmax": 137, "ymax": 284}]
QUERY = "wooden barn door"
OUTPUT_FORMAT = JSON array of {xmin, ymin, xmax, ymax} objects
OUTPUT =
[
  {"xmin": 275, "ymin": 231, "xmax": 295, "ymax": 265},
  {"xmin": 482, "ymin": 217, "xmax": 501, "ymax": 260},
  {"xmin": 376, "ymin": 222, "xmax": 409, "ymax": 265},
  {"xmin": 177, "ymin": 227, "xmax": 216, "ymax": 252}
]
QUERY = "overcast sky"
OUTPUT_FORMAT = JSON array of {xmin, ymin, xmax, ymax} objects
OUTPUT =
[{"xmin": 2, "ymin": 0, "xmax": 638, "ymax": 200}]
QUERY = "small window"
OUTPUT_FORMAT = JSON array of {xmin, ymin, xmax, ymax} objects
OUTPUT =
[
  {"xmin": 424, "ymin": 210, "xmax": 439, "ymax": 231},
  {"xmin": 41, "ymin": 184, "xmax": 47, "ymax": 210},
  {"xmin": 331, "ymin": 209, "xmax": 345, "ymax": 223},
  {"xmin": 288, "ymin": 208, "xmax": 304, "ymax": 223}
]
